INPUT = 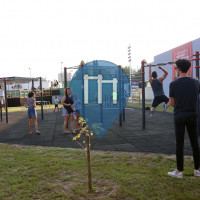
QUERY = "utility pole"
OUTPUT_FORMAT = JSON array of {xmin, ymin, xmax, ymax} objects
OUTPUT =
[{"xmin": 61, "ymin": 62, "xmax": 63, "ymax": 87}]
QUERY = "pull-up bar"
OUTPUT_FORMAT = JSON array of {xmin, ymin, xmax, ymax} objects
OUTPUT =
[
  {"xmin": 145, "ymin": 61, "xmax": 175, "ymax": 67},
  {"xmin": 144, "ymin": 57, "xmax": 200, "ymax": 68},
  {"xmin": 141, "ymin": 51, "xmax": 200, "ymax": 130}
]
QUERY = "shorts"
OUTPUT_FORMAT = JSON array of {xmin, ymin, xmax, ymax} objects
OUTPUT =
[
  {"xmin": 62, "ymin": 107, "xmax": 73, "ymax": 116},
  {"xmin": 0, "ymin": 96, "xmax": 4, "ymax": 104},
  {"xmin": 28, "ymin": 107, "xmax": 37, "ymax": 118},
  {"xmin": 55, "ymin": 104, "xmax": 58, "ymax": 108},
  {"xmin": 152, "ymin": 95, "xmax": 169, "ymax": 108}
]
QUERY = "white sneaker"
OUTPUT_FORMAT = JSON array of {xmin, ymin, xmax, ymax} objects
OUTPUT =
[
  {"xmin": 194, "ymin": 170, "xmax": 200, "ymax": 177},
  {"xmin": 168, "ymin": 169, "xmax": 183, "ymax": 178},
  {"xmin": 163, "ymin": 104, "xmax": 167, "ymax": 111}
]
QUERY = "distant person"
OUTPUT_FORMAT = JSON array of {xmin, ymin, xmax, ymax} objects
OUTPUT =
[
  {"xmin": 149, "ymin": 64, "xmax": 169, "ymax": 117},
  {"xmin": 0, "ymin": 85, "xmax": 5, "ymax": 110},
  {"xmin": 25, "ymin": 91, "xmax": 40, "ymax": 135},
  {"xmin": 74, "ymin": 94, "xmax": 81, "ymax": 130},
  {"xmin": 61, "ymin": 87, "xmax": 75, "ymax": 134},
  {"xmin": 168, "ymin": 59, "xmax": 200, "ymax": 178},
  {"xmin": 54, "ymin": 96, "xmax": 59, "ymax": 112}
]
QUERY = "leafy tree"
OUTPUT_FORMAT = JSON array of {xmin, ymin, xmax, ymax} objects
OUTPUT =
[{"xmin": 80, "ymin": 60, "xmax": 85, "ymax": 66}]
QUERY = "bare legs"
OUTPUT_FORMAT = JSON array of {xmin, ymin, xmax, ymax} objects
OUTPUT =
[
  {"xmin": 70, "ymin": 115, "xmax": 75, "ymax": 133},
  {"xmin": 0, "ymin": 103, "xmax": 5, "ymax": 111},
  {"xmin": 64, "ymin": 115, "xmax": 74, "ymax": 133},
  {"xmin": 29, "ymin": 117, "xmax": 40, "ymax": 134},
  {"xmin": 76, "ymin": 113, "xmax": 81, "ymax": 130},
  {"xmin": 28, "ymin": 118, "xmax": 32, "ymax": 134}
]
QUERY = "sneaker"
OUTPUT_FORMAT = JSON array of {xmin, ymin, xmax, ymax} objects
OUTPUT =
[
  {"xmin": 194, "ymin": 169, "xmax": 200, "ymax": 177},
  {"xmin": 168, "ymin": 169, "xmax": 183, "ymax": 178},
  {"xmin": 163, "ymin": 104, "xmax": 167, "ymax": 112},
  {"xmin": 149, "ymin": 111, "xmax": 154, "ymax": 117}
]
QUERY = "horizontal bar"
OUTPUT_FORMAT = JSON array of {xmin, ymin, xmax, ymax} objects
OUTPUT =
[
  {"xmin": 145, "ymin": 59, "xmax": 196, "ymax": 67},
  {"xmin": 146, "ymin": 62, "xmax": 175, "ymax": 67},
  {"xmin": 192, "ymin": 58, "xmax": 200, "ymax": 61},
  {"xmin": 192, "ymin": 53, "xmax": 200, "ymax": 56}
]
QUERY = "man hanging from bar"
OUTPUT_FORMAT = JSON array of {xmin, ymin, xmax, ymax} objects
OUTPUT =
[{"xmin": 149, "ymin": 64, "xmax": 169, "ymax": 117}]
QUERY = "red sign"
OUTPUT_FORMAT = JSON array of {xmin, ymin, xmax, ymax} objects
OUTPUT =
[{"xmin": 171, "ymin": 41, "xmax": 193, "ymax": 81}]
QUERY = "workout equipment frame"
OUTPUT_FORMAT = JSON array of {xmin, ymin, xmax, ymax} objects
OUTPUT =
[{"xmin": 141, "ymin": 52, "xmax": 200, "ymax": 134}]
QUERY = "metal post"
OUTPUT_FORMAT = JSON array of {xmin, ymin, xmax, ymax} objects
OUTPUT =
[
  {"xmin": 98, "ymin": 67, "xmax": 103, "ymax": 124},
  {"xmin": 123, "ymin": 109, "xmax": 125, "ymax": 121},
  {"xmin": 64, "ymin": 67, "xmax": 67, "ymax": 88},
  {"xmin": 32, "ymin": 79, "xmax": 34, "ymax": 91},
  {"xmin": 0, "ymin": 96, "xmax": 2, "ymax": 122},
  {"xmin": 40, "ymin": 77, "xmax": 44, "ymax": 120},
  {"xmin": 4, "ymin": 78, "xmax": 8, "ymax": 123},
  {"xmin": 100, "ymin": 103, "xmax": 103, "ymax": 123},
  {"xmin": 119, "ymin": 66, "xmax": 122, "ymax": 126},
  {"xmin": 81, "ymin": 66, "xmax": 85, "ymax": 118},
  {"xmin": 128, "ymin": 45, "xmax": 132, "ymax": 103},
  {"xmin": 141, "ymin": 61, "xmax": 145, "ymax": 129},
  {"xmin": 195, "ymin": 51, "xmax": 200, "ymax": 135},
  {"xmin": 122, "ymin": 71, "xmax": 125, "ymax": 121},
  {"xmin": 61, "ymin": 62, "xmax": 63, "ymax": 88}
]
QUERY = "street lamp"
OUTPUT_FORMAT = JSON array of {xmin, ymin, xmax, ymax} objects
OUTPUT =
[
  {"xmin": 27, "ymin": 67, "xmax": 31, "ymax": 90},
  {"xmin": 128, "ymin": 45, "xmax": 132, "ymax": 103},
  {"xmin": 29, "ymin": 67, "xmax": 31, "ymax": 78},
  {"xmin": 61, "ymin": 62, "xmax": 63, "ymax": 87}
]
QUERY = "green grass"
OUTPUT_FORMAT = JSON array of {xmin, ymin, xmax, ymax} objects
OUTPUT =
[
  {"xmin": 0, "ymin": 144, "xmax": 199, "ymax": 200},
  {"xmin": 127, "ymin": 102, "xmax": 174, "ymax": 112},
  {"xmin": 4, "ymin": 103, "xmax": 174, "ymax": 113},
  {"xmin": 1, "ymin": 104, "xmax": 62, "ymax": 113}
]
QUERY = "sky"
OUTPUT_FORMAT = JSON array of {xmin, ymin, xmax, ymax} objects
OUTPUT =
[{"xmin": 0, "ymin": 0, "xmax": 200, "ymax": 81}]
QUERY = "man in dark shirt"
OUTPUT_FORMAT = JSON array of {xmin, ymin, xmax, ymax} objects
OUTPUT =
[
  {"xmin": 149, "ymin": 64, "xmax": 169, "ymax": 117},
  {"xmin": 168, "ymin": 59, "xmax": 200, "ymax": 178}
]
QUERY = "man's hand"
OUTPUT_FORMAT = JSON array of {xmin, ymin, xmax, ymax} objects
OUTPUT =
[
  {"xmin": 158, "ymin": 66, "xmax": 162, "ymax": 69},
  {"xmin": 167, "ymin": 97, "xmax": 175, "ymax": 107}
]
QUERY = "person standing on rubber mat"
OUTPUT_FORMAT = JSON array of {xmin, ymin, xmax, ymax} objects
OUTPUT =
[
  {"xmin": 168, "ymin": 59, "xmax": 200, "ymax": 178},
  {"xmin": 149, "ymin": 64, "xmax": 169, "ymax": 117}
]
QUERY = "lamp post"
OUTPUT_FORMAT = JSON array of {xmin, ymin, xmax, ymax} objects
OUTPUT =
[
  {"xmin": 61, "ymin": 62, "xmax": 63, "ymax": 87},
  {"xmin": 128, "ymin": 45, "xmax": 132, "ymax": 103},
  {"xmin": 29, "ymin": 67, "xmax": 31, "ymax": 77},
  {"xmin": 28, "ymin": 67, "xmax": 31, "ymax": 90}
]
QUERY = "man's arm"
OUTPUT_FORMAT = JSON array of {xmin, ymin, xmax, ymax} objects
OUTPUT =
[
  {"xmin": 168, "ymin": 82, "xmax": 175, "ymax": 107},
  {"xmin": 167, "ymin": 97, "xmax": 175, "ymax": 107},
  {"xmin": 158, "ymin": 66, "xmax": 168, "ymax": 83},
  {"xmin": 149, "ymin": 64, "xmax": 152, "ymax": 84}
]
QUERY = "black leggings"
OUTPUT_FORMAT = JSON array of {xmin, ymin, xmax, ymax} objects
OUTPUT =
[{"xmin": 174, "ymin": 116, "xmax": 200, "ymax": 171}]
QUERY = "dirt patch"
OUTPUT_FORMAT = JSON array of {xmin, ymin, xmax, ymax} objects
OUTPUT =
[
  {"xmin": 48, "ymin": 173, "xmax": 119, "ymax": 200},
  {"xmin": 90, "ymin": 150, "xmax": 177, "ymax": 161}
]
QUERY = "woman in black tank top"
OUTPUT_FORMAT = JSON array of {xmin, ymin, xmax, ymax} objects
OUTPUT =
[{"xmin": 61, "ymin": 88, "xmax": 75, "ymax": 133}]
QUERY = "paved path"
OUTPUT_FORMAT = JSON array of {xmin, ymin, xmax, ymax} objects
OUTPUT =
[{"xmin": 0, "ymin": 108, "xmax": 198, "ymax": 155}]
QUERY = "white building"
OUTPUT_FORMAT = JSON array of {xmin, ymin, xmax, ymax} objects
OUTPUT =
[
  {"xmin": 58, "ymin": 72, "xmax": 72, "ymax": 82},
  {"xmin": 6, "ymin": 78, "xmax": 51, "ymax": 91}
]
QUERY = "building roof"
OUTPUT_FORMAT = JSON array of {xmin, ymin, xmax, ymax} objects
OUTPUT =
[{"xmin": 0, "ymin": 77, "xmax": 40, "ymax": 85}]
